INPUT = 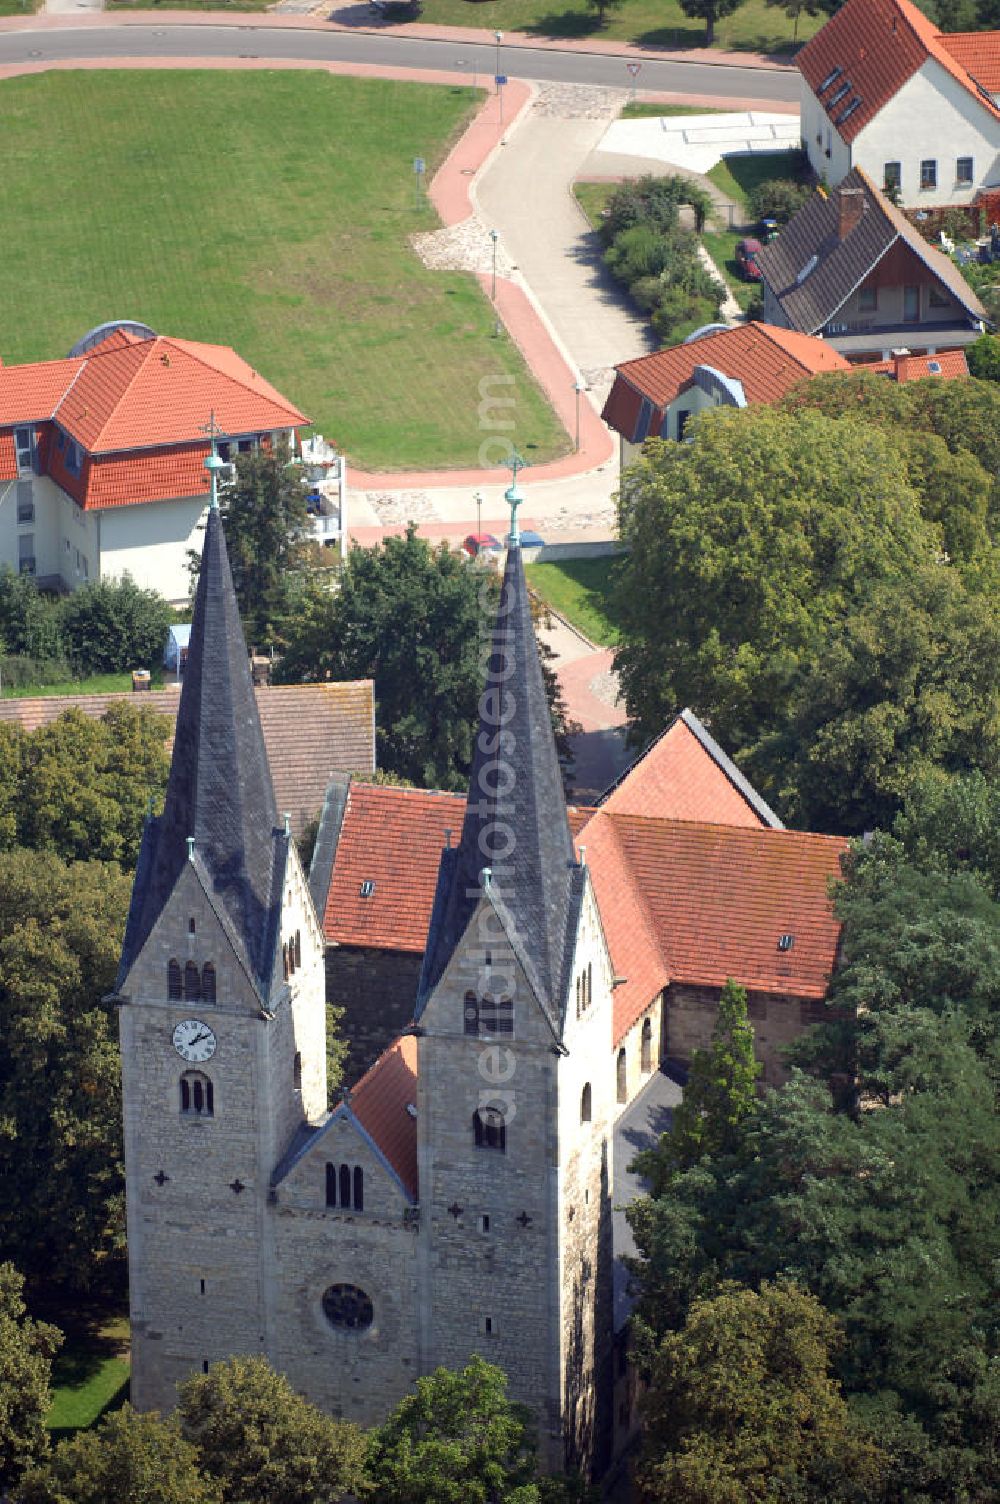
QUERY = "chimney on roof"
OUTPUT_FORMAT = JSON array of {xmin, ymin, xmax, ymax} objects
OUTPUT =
[{"xmin": 838, "ymin": 186, "xmax": 865, "ymax": 242}]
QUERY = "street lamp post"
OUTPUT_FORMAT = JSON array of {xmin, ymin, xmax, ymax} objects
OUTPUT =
[
  {"xmin": 573, "ymin": 380, "xmax": 585, "ymax": 452},
  {"xmin": 494, "ymin": 31, "xmax": 503, "ymax": 90},
  {"xmin": 475, "ymin": 490, "xmax": 483, "ymax": 537},
  {"xmin": 490, "ymin": 229, "xmax": 499, "ymax": 302}
]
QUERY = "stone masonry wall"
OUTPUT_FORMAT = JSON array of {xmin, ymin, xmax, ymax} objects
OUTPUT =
[
  {"xmin": 325, "ymin": 945, "xmax": 421, "ymax": 1087},
  {"xmin": 666, "ymin": 982, "xmax": 827, "ymax": 1087}
]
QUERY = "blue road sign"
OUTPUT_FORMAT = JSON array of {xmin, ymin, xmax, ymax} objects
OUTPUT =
[{"xmin": 495, "ymin": 74, "xmax": 508, "ymax": 85}]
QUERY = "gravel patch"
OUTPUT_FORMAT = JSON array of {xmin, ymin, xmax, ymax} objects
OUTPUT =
[
  {"xmin": 532, "ymin": 84, "xmax": 629, "ymax": 120},
  {"xmin": 365, "ymin": 490, "xmax": 437, "ymax": 523},
  {"xmin": 588, "ymin": 667, "xmax": 624, "ymax": 710},
  {"xmin": 411, "ymin": 218, "xmax": 515, "ymax": 276}
]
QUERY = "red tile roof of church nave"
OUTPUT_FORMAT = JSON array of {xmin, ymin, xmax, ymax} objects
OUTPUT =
[
  {"xmin": 600, "ymin": 713, "xmax": 779, "ymax": 829},
  {"xmin": 349, "ymin": 1033, "xmax": 419, "ymax": 1199}
]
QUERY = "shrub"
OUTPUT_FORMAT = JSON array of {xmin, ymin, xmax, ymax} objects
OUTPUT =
[
  {"xmin": 606, "ymin": 224, "xmax": 674, "ymax": 285},
  {"xmin": 747, "ymin": 176, "xmax": 812, "ymax": 225},
  {"xmin": 967, "ymin": 333, "xmax": 1000, "ymax": 383},
  {"xmin": 0, "ymin": 570, "xmax": 64, "ymax": 662},
  {"xmin": 60, "ymin": 576, "xmax": 173, "ymax": 675},
  {"xmin": 0, "ymin": 655, "xmax": 73, "ymax": 690}
]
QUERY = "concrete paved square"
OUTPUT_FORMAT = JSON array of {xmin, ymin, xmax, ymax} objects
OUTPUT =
[{"xmin": 595, "ymin": 110, "xmax": 801, "ymax": 173}]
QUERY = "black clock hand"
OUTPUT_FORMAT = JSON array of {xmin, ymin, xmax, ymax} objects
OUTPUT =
[{"xmin": 189, "ymin": 1031, "xmax": 210, "ymax": 1047}]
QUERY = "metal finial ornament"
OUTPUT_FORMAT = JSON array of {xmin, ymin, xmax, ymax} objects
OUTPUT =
[
  {"xmin": 202, "ymin": 410, "xmax": 226, "ymax": 512},
  {"xmin": 502, "ymin": 450, "xmax": 528, "ymax": 546}
]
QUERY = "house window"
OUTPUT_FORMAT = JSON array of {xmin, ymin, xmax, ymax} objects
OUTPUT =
[
  {"xmin": 180, "ymin": 1071, "xmax": 214, "ymax": 1117},
  {"xmin": 65, "ymin": 439, "xmax": 81, "ymax": 477},
  {"xmin": 201, "ymin": 963, "xmax": 216, "ymax": 1003},
  {"xmin": 676, "ymin": 409, "xmax": 691, "ymax": 441},
  {"xmin": 928, "ymin": 286, "xmax": 951, "ymax": 309},
  {"xmin": 581, "ymin": 1082, "xmax": 592, "ymax": 1124},
  {"xmin": 474, "ymin": 1107, "xmax": 506, "ymax": 1153},
  {"xmin": 883, "ymin": 161, "xmax": 901, "ymax": 194},
  {"xmin": 903, "ymin": 285, "xmax": 920, "ymax": 322},
  {"xmin": 956, "ymin": 156, "xmax": 974, "ymax": 186},
  {"xmin": 16, "ymin": 483, "xmax": 33, "ymax": 525},
  {"xmin": 14, "ymin": 427, "xmax": 32, "ymax": 475},
  {"xmin": 168, "ymin": 959, "xmax": 183, "ymax": 1000},
  {"xmin": 238, "ymin": 439, "xmax": 253, "ymax": 454},
  {"xmin": 18, "ymin": 535, "xmax": 34, "ymax": 575},
  {"xmin": 184, "ymin": 961, "xmax": 201, "ymax": 1001},
  {"xmin": 858, "ymin": 286, "xmax": 878, "ymax": 313},
  {"xmin": 293, "ymin": 1051, "xmax": 302, "ymax": 1092},
  {"xmin": 641, "ymin": 1017, "xmax": 653, "ymax": 1073},
  {"xmin": 321, "ymin": 1284, "xmax": 373, "ymax": 1331},
  {"xmin": 617, "ymin": 1048, "xmax": 627, "ymax": 1104},
  {"xmin": 920, "ymin": 159, "xmax": 937, "ymax": 191}
]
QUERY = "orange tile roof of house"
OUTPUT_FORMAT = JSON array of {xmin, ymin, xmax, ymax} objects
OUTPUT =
[
  {"xmin": 0, "ymin": 357, "xmax": 86, "ymax": 424},
  {"xmin": 350, "ymin": 1034, "xmax": 419, "ymax": 1198},
  {"xmin": 869, "ymin": 348, "xmax": 970, "ymax": 381},
  {"xmin": 0, "ymin": 683, "xmax": 374, "ymax": 836},
  {"xmin": 798, "ymin": 0, "xmax": 1000, "ymax": 143},
  {"xmin": 600, "ymin": 711, "xmax": 782, "ymax": 829},
  {"xmin": 602, "ymin": 323, "xmax": 850, "ymax": 441},
  {"xmin": 608, "ymin": 815, "xmax": 847, "ymax": 1000},
  {"xmin": 940, "ymin": 30, "xmax": 1000, "ymax": 91}
]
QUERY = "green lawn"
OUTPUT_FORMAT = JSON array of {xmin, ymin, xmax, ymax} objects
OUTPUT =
[
  {"xmin": 106, "ymin": 0, "xmax": 819, "ymax": 50},
  {"xmin": 526, "ymin": 557, "xmax": 622, "ymax": 646},
  {"xmin": 619, "ymin": 101, "xmax": 728, "ymax": 119},
  {"xmin": 702, "ymin": 227, "xmax": 760, "ymax": 313},
  {"xmin": 47, "ymin": 1318, "xmax": 130, "ymax": 1438},
  {"xmin": 0, "ymin": 670, "xmax": 167, "ymax": 699},
  {"xmin": 573, "ymin": 180, "xmax": 615, "ymax": 232},
  {"xmin": 707, "ymin": 148, "xmax": 811, "ymax": 218},
  {"xmin": 0, "ymin": 71, "xmax": 568, "ymax": 472},
  {"xmin": 0, "ymin": 0, "xmax": 40, "ymax": 12}
]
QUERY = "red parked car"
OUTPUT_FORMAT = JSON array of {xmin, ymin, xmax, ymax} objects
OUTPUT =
[{"xmin": 735, "ymin": 237, "xmax": 764, "ymax": 281}]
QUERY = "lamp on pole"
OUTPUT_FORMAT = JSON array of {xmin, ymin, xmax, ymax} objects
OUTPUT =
[
  {"xmin": 573, "ymin": 380, "xmax": 586, "ymax": 452},
  {"xmin": 494, "ymin": 30, "xmax": 503, "ymax": 90},
  {"xmin": 474, "ymin": 490, "xmax": 483, "ymax": 537},
  {"xmin": 490, "ymin": 229, "xmax": 499, "ymax": 302}
]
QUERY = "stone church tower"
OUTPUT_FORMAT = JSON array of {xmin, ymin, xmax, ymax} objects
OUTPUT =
[
  {"xmin": 116, "ymin": 478, "xmax": 614, "ymax": 1474},
  {"xmin": 115, "ymin": 481, "xmax": 327, "ymax": 1413}
]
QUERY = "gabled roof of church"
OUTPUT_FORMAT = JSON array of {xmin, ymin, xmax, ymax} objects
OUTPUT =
[
  {"xmin": 600, "ymin": 709, "xmax": 784, "ymax": 828},
  {"xmin": 117, "ymin": 505, "xmax": 282, "ymax": 994},
  {"xmin": 416, "ymin": 538, "xmax": 581, "ymax": 1028}
]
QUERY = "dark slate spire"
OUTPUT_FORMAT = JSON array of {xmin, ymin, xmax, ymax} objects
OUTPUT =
[
  {"xmin": 418, "ymin": 479, "xmax": 580, "ymax": 1023},
  {"xmin": 117, "ymin": 500, "xmax": 281, "ymax": 992}
]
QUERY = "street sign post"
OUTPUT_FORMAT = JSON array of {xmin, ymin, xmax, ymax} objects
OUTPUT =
[
  {"xmin": 413, "ymin": 156, "xmax": 425, "ymax": 209},
  {"xmin": 626, "ymin": 59, "xmax": 642, "ymax": 102}
]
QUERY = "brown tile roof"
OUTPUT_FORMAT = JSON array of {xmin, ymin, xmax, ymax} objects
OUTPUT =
[
  {"xmin": 798, "ymin": 0, "xmax": 1000, "ymax": 144},
  {"xmin": 350, "ymin": 1034, "xmax": 418, "ymax": 1199},
  {"xmin": 601, "ymin": 712, "xmax": 782, "ymax": 829},
  {"xmin": 0, "ymin": 357, "xmax": 86, "ymax": 424},
  {"xmin": 940, "ymin": 30, "xmax": 1000, "ymax": 92},
  {"xmin": 602, "ymin": 323, "xmax": 851, "ymax": 441},
  {"xmin": 869, "ymin": 348, "xmax": 970, "ymax": 380},
  {"xmin": 608, "ymin": 815, "xmax": 846, "ymax": 1000},
  {"xmin": 82, "ymin": 444, "xmax": 217, "ymax": 510},
  {"xmin": 755, "ymin": 168, "xmax": 987, "ymax": 334},
  {"xmin": 0, "ymin": 683, "xmax": 374, "ymax": 836}
]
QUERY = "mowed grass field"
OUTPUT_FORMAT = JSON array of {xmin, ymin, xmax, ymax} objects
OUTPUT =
[{"xmin": 0, "ymin": 71, "xmax": 569, "ymax": 471}]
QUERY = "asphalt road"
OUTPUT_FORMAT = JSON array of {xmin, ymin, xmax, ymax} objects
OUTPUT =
[{"xmin": 0, "ymin": 22, "xmax": 800, "ymax": 102}]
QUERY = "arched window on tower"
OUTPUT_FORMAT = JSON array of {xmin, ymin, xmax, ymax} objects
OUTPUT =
[
  {"xmin": 282, "ymin": 944, "xmax": 289, "ymax": 981},
  {"xmin": 581, "ymin": 1082, "xmax": 592, "ymax": 1123},
  {"xmin": 184, "ymin": 961, "xmax": 201, "ymax": 1001},
  {"xmin": 325, "ymin": 1162, "xmax": 337, "ymax": 1207},
  {"xmin": 641, "ymin": 1016, "xmax": 653, "ymax": 1074},
  {"xmin": 479, "ymin": 995, "xmax": 514, "ymax": 1036},
  {"xmin": 576, "ymin": 976, "xmax": 582, "ymax": 1017},
  {"xmin": 180, "ymin": 1070, "xmax": 214, "ymax": 1117},
  {"xmin": 464, "ymin": 991, "xmax": 479, "ymax": 1035},
  {"xmin": 201, "ymin": 963, "xmax": 216, "ymax": 1003},
  {"xmin": 617, "ymin": 1048, "xmax": 627, "ymax": 1104},
  {"xmin": 293, "ymin": 1052, "xmax": 302, "ymax": 1092},
  {"xmin": 168, "ymin": 959, "xmax": 182, "ymax": 999},
  {"xmin": 474, "ymin": 1107, "xmax": 506, "ymax": 1153},
  {"xmin": 353, "ymin": 1166, "xmax": 364, "ymax": 1212},
  {"xmin": 339, "ymin": 1163, "xmax": 351, "ymax": 1208},
  {"xmin": 586, "ymin": 962, "xmax": 593, "ymax": 1007},
  {"xmin": 294, "ymin": 930, "xmax": 302, "ymax": 969}
]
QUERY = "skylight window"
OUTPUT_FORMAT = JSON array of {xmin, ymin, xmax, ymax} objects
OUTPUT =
[
  {"xmin": 796, "ymin": 253, "xmax": 819, "ymax": 286},
  {"xmin": 359, "ymin": 880, "xmax": 375, "ymax": 897},
  {"xmin": 928, "ymin": 360, "xmax": 942, "ymax": 373},
  {"xmin": 818, "ymin": 66, "xmax": 842, "ymax": 92},
  {"xmin": 828, "ymin": 81, "xmax": 852, "ymax": 108},
  {"xmin": 836, "ymin": 97, "xmax": 863, "ymax": 126}
]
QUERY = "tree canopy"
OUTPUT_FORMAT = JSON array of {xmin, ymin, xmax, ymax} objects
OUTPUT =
[
  {"xmin": 637, "ymin": 1282, "xmax": 885, "ymax": 1504},
  {"xmin": 614, "ymin": 402, "xmax": 1000, "ymax": 833},
  {"xmin": 0, "ymin": 1263, "xmax": 60, "ymax": 1491},
  {"xmin": 0, "ymin": 849, "xmax": 131, "ymax": 1304},
  {"xmin": 176, "ymin": 1356, "xmax": 369, "ymax": 1504},
  {"xmin": 20, "ymin": 1405, "xmax": 219, "ymax": 1504}
]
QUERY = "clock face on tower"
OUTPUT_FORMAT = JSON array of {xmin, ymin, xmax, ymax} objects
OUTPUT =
[{"xmin": 172, "ymin": 1019, "xmax": 218, "ymax": 1063}]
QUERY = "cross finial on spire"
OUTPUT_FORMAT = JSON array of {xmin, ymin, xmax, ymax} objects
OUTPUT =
[
  {"xmin": 501, "ymin": 450, "xmax": 528, "ymax": 546},
  {"xmin": 201, "ymin": 410, "xmax": 227, "ymax": 512}
]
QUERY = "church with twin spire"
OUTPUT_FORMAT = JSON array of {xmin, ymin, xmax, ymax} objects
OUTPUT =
[{"xmin": 115, "ymin": 470, "xmax": 618, "ymax": 1474}]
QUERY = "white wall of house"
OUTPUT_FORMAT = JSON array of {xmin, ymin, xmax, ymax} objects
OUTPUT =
[
  {"xmin": 98, "ymin": 494, "xmax": 209, "ymax": 605},
  {"xmin": 801, "ymin": 81, "xmax": 853, "ymax": 185},
  {"xmin": 0, "ymin": 474, "xmax": 68, "ymax": 587},
  {"xmin": 806, "ymin": 59, "xmax": 1000, "ymax": 206},
  {"xmin": 56, "ymin": 485, "xmax": 99, "ymax": 592},
  {"xmin": 619, "ymin": 381, "xmax": 739, "ymax": 469}
]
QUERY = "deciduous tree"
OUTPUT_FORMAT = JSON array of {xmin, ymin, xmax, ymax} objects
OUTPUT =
[
  {"xmin": 367, "ymin": 1355, "xmax": 542, "ymax": 1504},
  {"xmin": 60, "ymin": 575, "xmax": 173, "ymax": 676},
  {"xmin": 0, "ymin": 1263, "xmax": 60, "ymax": 1491},
  {"xmin": 636, "ymin": 1282, "xmax": 885, "ymax": 1503},
  {"xmin": 20, "ymin": 1405, "xmax": 218, "ymax": 1504},
  {"xmin": 177, "ymin": 1356, "xmax": 368, "ymax": 1504},
  {"xmin": 676, "ymin": 0, "xmax": 747, "ymax": 45}
]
